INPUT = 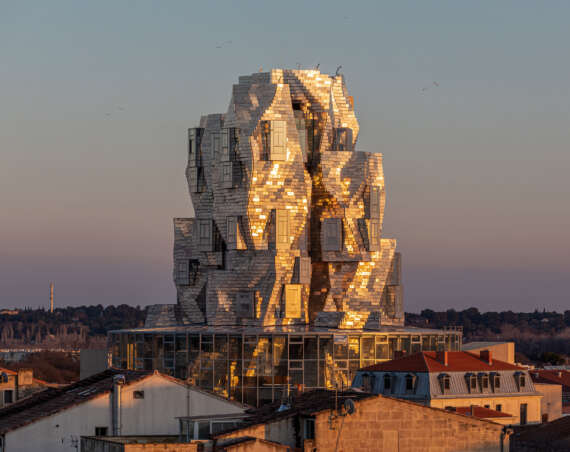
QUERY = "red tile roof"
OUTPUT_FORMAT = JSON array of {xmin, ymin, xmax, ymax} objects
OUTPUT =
[
  {"xmin": 360, "ymin": 351, "xmax": 526, "ymax": 373},
  {"xmin": 530, "ymin": 370, "xmax": 570, "ymax": 391},
  {"xmin": 453, "ymin": 406, "xmax": 513, "ymax": 419}
]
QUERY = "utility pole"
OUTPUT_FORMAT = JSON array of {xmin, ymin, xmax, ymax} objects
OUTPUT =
[{"xmin": 49, "ymin": 282, "xmax": 54, "ymax": 313}]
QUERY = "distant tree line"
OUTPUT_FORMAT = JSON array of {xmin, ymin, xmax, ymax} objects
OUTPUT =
[
  {"xmin": 406, "ymin": 308, "xmax": 570, "ymax": 363},
  {"xmin": 0, "ymin": 305, "xmax": 146, "ymax": 349}
]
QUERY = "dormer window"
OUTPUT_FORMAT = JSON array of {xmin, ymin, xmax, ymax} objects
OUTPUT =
[
  {"xmin": 491, "ymin": 373, "xmax": 501, "ymax": 392},
  {"xmin": 383, "ymin": 374, "xmax": 392, "ymax": 393},
  {"xmin": 465, "ymin": 373, "xmax": 477, "ymax": 392},
  {"xmin": 405, "ymin": 374, "xmax": 417, "ymax": 393},
  {"xmin": 361, "ymin": 374, "xmax": 375, "ymax": 392},
  {"xmin": 479, "ymin": 373, "xmax": 489, "ymax": 390},
  {"xmin": 514, "ymin": 372, "xmax": 526, "ymax": 391},
  {"xmin": 438, "ymin": 373, "xmax": 450, "ymax": 393}
]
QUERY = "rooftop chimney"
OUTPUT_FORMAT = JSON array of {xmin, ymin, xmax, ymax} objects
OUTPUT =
[
  {"xmin": 480, "ymin": 350, "xmax": 493, "ymax": 365},
  {"xmin": 436, "ymin": 351, "xmax": 448, "ymax": 366}
]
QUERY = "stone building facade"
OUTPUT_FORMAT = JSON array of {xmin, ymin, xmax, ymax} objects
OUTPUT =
[{"xmin": 109, "ymin": 69, "xmax": 461, "ymax": 406}]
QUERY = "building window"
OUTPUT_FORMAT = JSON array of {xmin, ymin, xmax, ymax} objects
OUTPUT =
[
  {"xmin": 439, "ymin": 374, "xmax": 450, "ymax": 393},
  {"xmin": 520, "ymin": 403, "xmax": 528, "ymax": 425},
  {"xmin": 198, "ymin": 219, "xmax": 213, "ymax": 251},
  {"xmin": 133, "ymin": 390, "xmax": 144, "ymax": 399},
  {"xmin": 470, "ymin": 375, "xmax": 477, "ymax": 391},
  {"xmin": 368, "ymin": 219, "xmax": 380, "ymax": 251},
  {"xmin": 212, "ymin": 132, "xmax": 221, "ymax": 160},
  {"xmin": 519, "ymin": 374, "xmax": 526, "ymax": 387},
  {"xmin": 276, "ymin": 209, "xmax": 290, "ymax": 249},
  {"xmin": 496, "ymin": 404, "xmax": 502, "ymax": 412},
  {"xmin": 222, "ymin": 162, "xmax": 233, "ymax": 188},
  {"xmin": 236, "ymin": 292, "xmax": 254, "ymax": 318},
  {"xmin": 322, "ymin": 218, "xmax": 342, "ymax": 251},
  {"xmin": 369, "ymin": 186, "xmax": 380, "ymax": 219},
  {"xmin": 493, "ymin": 374, "xmax": 501, "ymax": 391},
  {"xmin": 383, "ymin": 374, "xmax": 392, "ymax": 392},
  {"xmin": 227, "ymin": 216, "xmax": 237, "ymax": 247},
  {"xmin": 3, "ymin": 389, "xmax": 13, "ymax": 404},
  {"xmin": 484, "ymin": 404, "xmax": 490, "ymax": 409},
  {"xmin": 284, "ymin": 284, "xmax": 302, "ymax": 319},
  {"xmin": 405, "ymin": 374, "xmax": 416, "ymax": 392},
  {"xmin": 95, "ymin": 427, "xmax": 108, "ymax": 436},
  {"xmin": 270, "ymin": 120, "xmax": 287, "ymax": 161},
  {"xmin": 188, "ymin": 128, "xmax": 204, "ymax": 167},
  {"xmin": 481, "ymin": 374, "xmax": 489, "ymax": 390},
  {"xmin": 304, "ymin": 418, "xmax": 315, "ymax": 439},
  {"xmin": 332, "ymin": 127, "xmax": 353, "ymax": 151}
]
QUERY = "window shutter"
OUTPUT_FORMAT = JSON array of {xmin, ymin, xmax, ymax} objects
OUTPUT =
[
  {"xmin": 188, "ymin": 167, "xmax": 198, "ymax": 193},
  {"xmin": 212, "ymin": 132, "xmax": 221, "ymax": 160},
  {"xmin": 276, "ymin": 209, "xmax": 289, "ymax": 249},
  {"xmin": 176, "ymin": 260, "xmax": 189, "ymax": 285},
  {"xmin": 227, "ymin": 216, "xmax": 237, "ymax": 247},
  {"xmin": 270, "ymin": 120, "xmax": 286, "ymax": 161},
  {"xmin": 368, "ymin": 220, "xmax": 380, "ymax": 251},
  {"xmin": 284, "ymin": 284, "xmax": 302, "ymax": 318},
  {"xmin": 222, "ymin": 162, "xmax": 233, "ymax": 188},
  {"xmin": 221, "ymin": 129, "xmax": 229, "ymax": 161},
  {"xmin": 198, "ymin": 220, "xmax": 213, "ymax": 251},
  {"xmin": 370, "ymin": 186, "xmax": 380, "ymax": 219},
  {"xmin": 323, "ymin": 218, "xmax": 342, "ymax": 251},
  {"xmin": 298, "ymin": 257, "xmax": 311, "ymax": 284},
  {"xmin": 236, "ymin": 292, "xmax": 254, "ymax": 318},
  {"xmin": 188, "ymin": 128, "xmax": 203, "ymax": 167}
]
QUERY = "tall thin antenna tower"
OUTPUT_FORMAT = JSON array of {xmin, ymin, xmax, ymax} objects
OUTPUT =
[{"xmin": 49, "ymin": 282, "xmax": 54, "ymax": 313}]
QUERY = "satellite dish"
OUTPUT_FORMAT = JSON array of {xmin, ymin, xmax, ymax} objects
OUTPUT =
[{"xmin": 344, "ymin": 399, "xmax": 356, "ymax": 415}]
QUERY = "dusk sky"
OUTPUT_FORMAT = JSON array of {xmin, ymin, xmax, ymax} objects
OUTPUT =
[{"xmin": 1, "ymin": 1, "xmax": 569, "ymax": 313}]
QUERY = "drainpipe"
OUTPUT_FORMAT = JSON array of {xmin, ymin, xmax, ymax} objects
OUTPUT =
[
  {"xmin": 112, "ymin": 375, "xmax": 126, "ymax": 436},
  {"xmin": 500, "ymin": 426, "xmax": 513, "ymax": 452}
]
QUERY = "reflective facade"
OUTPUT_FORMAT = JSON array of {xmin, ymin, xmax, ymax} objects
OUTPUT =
[{"xmin": 110, "ymin": 328, "xmax": 461, "ymax": 407}]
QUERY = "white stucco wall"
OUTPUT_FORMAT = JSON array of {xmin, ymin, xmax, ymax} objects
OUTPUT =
[{"xmin": 4, "ymin": 374, "xmax": 244, "ymax": 452}]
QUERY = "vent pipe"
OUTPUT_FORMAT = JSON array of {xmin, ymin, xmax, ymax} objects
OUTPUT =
[{"xmin": 112, "ymin": 374, "xmax": 126, "ymax": 436}]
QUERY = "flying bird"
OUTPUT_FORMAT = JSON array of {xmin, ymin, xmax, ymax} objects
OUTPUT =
[
  {"xmin": 421, "ymin": 81, "xmax": 440, "ymax": 93},
  {"xmin": 216, "ymin": 40, "xmax": 233, "ymax": 49}
]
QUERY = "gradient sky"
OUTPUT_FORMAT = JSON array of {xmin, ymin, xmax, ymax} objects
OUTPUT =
[{"xmin": 1, "ymin": 1, "xmax": 569, "ymax": 312}]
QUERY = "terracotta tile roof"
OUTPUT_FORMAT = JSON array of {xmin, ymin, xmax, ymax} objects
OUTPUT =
[
  {"xmin": 0, "ymin": 369, "xmax": 156, "ymax": 435},
  {"xmin": 530, "ymin": 370, "xmax": 570, "ymax": 390},
  {"xmin": 452, "ymin": 406, "xmax": 513, "ymax": 419},
  {"xmin": 360, "ymin": 351, "xmax": 525, "ymax": 373}
]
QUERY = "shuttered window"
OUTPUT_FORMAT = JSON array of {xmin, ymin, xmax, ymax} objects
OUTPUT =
[
  {"xmin": 221, "ymin": 129, "xmax": 229, "ymax": 161},
  {"xmin": 276, "ymin": 209, "xmax": 289, "ymax": 249},
  {"xmin": 284, "ymin": 284, "xmax": 302, "ymax": 318},
  {"xmin": 212, "ymin": 132, "xmax": 221, "ymax": 160},
  {"xmin": 236, "ymin": 292, "xmax": 254, "ymax": 318},
  {"xmin": 270, "ymin": 120, "xmax": 287, "ymax": 161},
  {"xmin": 227, "ymin": 216, "xmax": 237, "ymax": 247},
  {"xmin": 323, "ymin": 218, "xmax": 342, "ymax": 251},
  {"xmin": 198, "ymin": 220, "xmax": 213, "ymax": 251},
  {"xmin": 298, "ymin": 257, "xmax": 311, "ymax": 284},
  {"xmin": 176, "ymin": 260, "xmax": 189, "ymax": 285},
  {"xmin": 369, "ymin": 220, "xmax": 380, "ymax": 251},
  {"xmin": 188, "ymin": 128, "xmax": 203, "ymax": 167},
  {"xmin": 222, "ymin": 162, "xmax": 233, "ymax": 188},
  {"xmin": 370, "ymin": 186, "xmax": 380, "ymax": 219}
]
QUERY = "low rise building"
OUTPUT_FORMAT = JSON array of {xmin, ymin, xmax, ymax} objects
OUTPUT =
[
  {"xmin": 0, "ymin": 369, "xmax": 246, "ymax": 452},
  {"xmin": 353, "ymin": 350, "xmax": 542, "ymax": 425},
  {"xmin": 213, "ymin": 389, "xmax": 507, "ymax": 451},
  {"xmin": 510, "ymin": 415, "xmax": 570, "ymax": 452},
  {"xmin": 0, "ymin": 367, "xmax": 55, "ymax": 408},
  {"xmin": 530, "ymin": 369, "xmax": 570, "ymax": 413},
  {"xmin": 533, "ymin": 382, "xmax": 562, "ymax": 422},
  {"xmin": 463, "ymin": 341, "xmax": 515, "ymax": 364}
]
